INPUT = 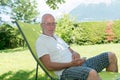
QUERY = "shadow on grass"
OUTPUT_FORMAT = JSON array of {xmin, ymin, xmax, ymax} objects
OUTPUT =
[
  {"xmin": 1, "ymin": 70, "xmax": 120, "ymax": 80},
  {"xmin": 0, "ymin": 47, "xmax": 28, "ymax": 53},
  {"xmin": 0, "ymin": 70, "xmax": 50, "ymax": 80}
]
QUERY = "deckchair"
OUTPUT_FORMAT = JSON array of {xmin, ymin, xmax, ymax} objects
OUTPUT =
[
  {"xmin": 15, "ymin": 21, "xmax": 120, "ymax": 80},
  {"xmin": 15, "ymin": 21, "xmax": 58, "ymax": 80}
]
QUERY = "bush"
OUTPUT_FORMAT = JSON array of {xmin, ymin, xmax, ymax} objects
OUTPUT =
[
  {"xmin": 56, "ymin": 14, "xmax": 75, "ymax": 44},
  {"xmin": 73, "ymin": 22, "xmax": 107, "ymax": 45},
  {"xmin": 0, "ymin": 24, "xmax": 23, "ymax": 49},
  {"xmin": 113, "ymin": 20, "xmax": 120, "ymax": 43},
  {"xmin": 56, "ymin": 14, "xmax": 120, "ymax": 45}
]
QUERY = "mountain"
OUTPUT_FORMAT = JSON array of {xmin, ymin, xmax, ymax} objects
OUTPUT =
[{"xmin": 69, "ymin": 0, "xmax": 120, "ymax": 22}]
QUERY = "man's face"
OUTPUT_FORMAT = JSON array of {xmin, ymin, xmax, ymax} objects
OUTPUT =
[{"xmin": 41, "ymin": 16, "xmax": 56, "ymax": 36}]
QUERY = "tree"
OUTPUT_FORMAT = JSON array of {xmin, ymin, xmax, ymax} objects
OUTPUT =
[
  {"xmin": 0, "ymin": 0, "xmax": 65, "ymax": 9},
  {"xmin": 0, "ymin": 24, "xmax": 15, "ymax": 49},
  {"xmin": 10, "ymin": 0, "xmax": 39, "ymax": 23},
  {"xmin": 56, "ymin": 14, "xmax": 75, "ymax": 44},
  {"xmin": 0, "ymin": 0, "xmax": 66, "ymax": 49},
  {"xmin": 0, "ymin": 0, "xmax": 39, "ymax": 23},
  {"xmin": 0, "ymin": 16, "xmax": 2, "ymax": 24},
  {"xmin": 0, "ymin": 0, "xmax": 7, "ymax": 5},
  {"xmin": 0, "ymin": 0, "xmax": 66, "ymax": 23},
  {"xmin": 46, "ymin": 0, "xmax": 65, "ymax": 9}
]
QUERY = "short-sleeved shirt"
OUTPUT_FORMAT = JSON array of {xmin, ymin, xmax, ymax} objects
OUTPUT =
[{"xmin": 35, "ymin": 34, "xmax": 72, "ymax": 78}]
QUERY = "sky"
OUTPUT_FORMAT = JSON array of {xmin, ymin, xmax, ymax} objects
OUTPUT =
[
  {"xmin": 0, "ymin": 0, "xmax": 113, "ymax": 22},
  {"xmin": 0, "ymin": 6, "xmax": 11, "ymax": 22},
  {"xmin": 37, "ymin": 0, "xmax": 112, "ymax": 19}
]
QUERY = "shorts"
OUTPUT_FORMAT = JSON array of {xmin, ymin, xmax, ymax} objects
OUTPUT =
[{"xmin": 60, "ymin": 52, "xmax": 109, "ymax": 80}]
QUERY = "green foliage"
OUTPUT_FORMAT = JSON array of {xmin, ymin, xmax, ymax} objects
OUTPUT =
[
  {"xmin": 0, "ymin": 24, "xmax": 12, "ymax": 49},
  {"xmin": 46, "ymin": 0, "xmax": 65, "ymax": 9},
  {"xmin": 56, "ymin": 15, "xmax": 107, "ymax": 45},
  {"xmin": 0, "ymin": 24, "xmax": 23, "ymax": 49},
  {"xmin": 113, "ymin": 20, "xmax": 120, "ymax": 43},
  {"xmin": 56, "ymin": 14, "xmax": 75, "ymax": 44},
  {"xmin": 76, "ymin": 22, "xmax": 106, "ymax": 45},
  {"xmin": 0, "ymin": 0, "xmax": 66, "ymax": 23},
  {"xmin": 0, "ymin": 0, "xmax": 9, "ymax": 5},
  {"xmin": 0, "ymin": 0, "xmax": 39, "ymax": 23},
  {"xmin": 1, "ymin": 13, "xmax": 120, "ymax": 49},
  {"xmin": 56, "ymin": 15, "xmax": 120, "ymax": 45},
  {"xmin": 10, "ymin": 0, "xmax": 39, "ymax": 23}
]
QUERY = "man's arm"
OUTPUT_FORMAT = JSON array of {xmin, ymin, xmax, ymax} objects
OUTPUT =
[
  {"xmin": 68, "ymin": 47, "xmax": 81, "ymax": 60},
  {"xmin": 40, "ymin": 54, "xmax": 84, "ymax": 71},
  {"xmin": 69, "ymin": 47, "xmax": 86, "ymax": 61}
]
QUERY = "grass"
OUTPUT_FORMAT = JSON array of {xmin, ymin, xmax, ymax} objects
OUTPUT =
[
  {"xmin": 0, "ymin": 47, "xmax": 50, "ymax": 80},
  {"xmin": 0, "ymin": 43, "xmax": 120, "ymax": 80}
]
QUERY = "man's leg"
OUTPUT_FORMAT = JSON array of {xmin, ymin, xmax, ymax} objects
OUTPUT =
[
  {"xmin": 82, "ymin": 52, "xmax": 110, "ymax": 72},
  {"xmin": 106, "ymin": 52, "xmax": 118, "ymax": 72},
  {"xmin": 61, "ymin": 66, "xmax": 101, "ymax": 80},
  {"xmin": 87, "ymin": 69, "xmax": 101, "ymax": 80}
]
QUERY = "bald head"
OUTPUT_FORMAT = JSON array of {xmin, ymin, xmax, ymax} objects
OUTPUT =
[
  {"xmin": 40, "ymin": 14, "xmax": 56, "ymax": 36},
  {"xmin": 41, "ymin": 14, "xmax": 55, "ymax": 23}
]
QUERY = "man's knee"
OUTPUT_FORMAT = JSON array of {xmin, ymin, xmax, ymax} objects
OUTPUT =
[
  {"xmin": 89, "ymin": 69, "xmax": 98, "ymax": 76},
  {"xmin": 87, "ymin": 69, "xmax": 101, "ymax": 80},
  {"xmin": 106, "ymin": 52, "xmax": 118, "ymax": 72},
  {"xmin": 108, "ymin": 52, "xmax": 117, "ymax": 63}
]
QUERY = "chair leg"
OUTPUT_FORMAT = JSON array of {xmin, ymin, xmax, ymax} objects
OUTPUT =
[{"xmin": 35, "ymin": 63, "xmax": 38, "ymax": 80}]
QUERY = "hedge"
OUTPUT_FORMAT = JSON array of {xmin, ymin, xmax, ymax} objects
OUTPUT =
[{"xmin": 56, "ymin": 16, "xmax": 120, "ymax": 45}]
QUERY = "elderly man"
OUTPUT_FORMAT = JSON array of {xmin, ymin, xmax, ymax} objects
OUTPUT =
[{"xmin": 36, "ymin": 13, "xmax": 118, "ymax": 80}]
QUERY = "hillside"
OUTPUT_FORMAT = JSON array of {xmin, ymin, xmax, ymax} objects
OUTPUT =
[{"xmin": 70, "ymin": 0, "xmax": 120, "ymax": 22}]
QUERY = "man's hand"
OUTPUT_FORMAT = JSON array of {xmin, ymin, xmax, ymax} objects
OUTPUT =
[
  {"xmin": 71, "ymin": 52, "xmax": 85, "ymax": 66},
  {"xmin": 69, "ymin": 47, "xmax": 81, "ymax": 60},
  {"xmin": 72, "ymin": 52, "xmax": 80, "ymax": 60},
  {"xmin": 69, "ymin": 47, "xmax": 86, "ymax": 66},
  {"xmin": 71, "ymin": 58, "xmax": 85, "ymax": 66}
]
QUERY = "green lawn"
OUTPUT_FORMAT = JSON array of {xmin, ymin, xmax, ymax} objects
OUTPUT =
[{"xmin": 0, "ymin": 43, "xmax": 120, "ymax": 80}]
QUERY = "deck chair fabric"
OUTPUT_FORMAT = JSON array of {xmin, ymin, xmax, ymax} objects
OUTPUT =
[
  {"xmin": 15, "ymin": 21, "xmax": 58, "ymax": 80},
  {"xmin": 15, "ymin": 21, "xmax": 120, "ymax": 80}
]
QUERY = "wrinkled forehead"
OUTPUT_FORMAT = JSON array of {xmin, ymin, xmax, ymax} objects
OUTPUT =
[{"xmin": 42, "ymin": 14, "xmax": 55, "ymax": 23}]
